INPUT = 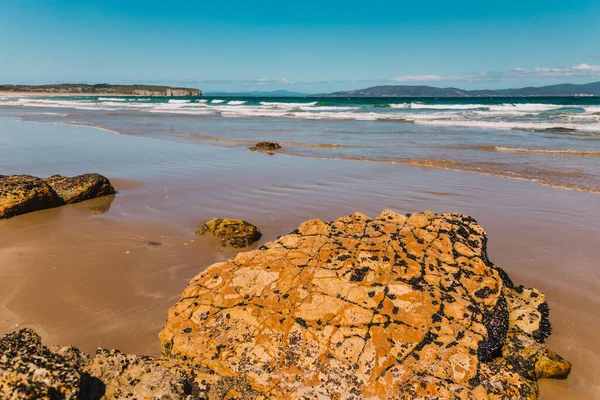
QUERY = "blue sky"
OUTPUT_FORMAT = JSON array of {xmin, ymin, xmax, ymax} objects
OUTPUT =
[{"xmin": 1, "ymin": 0, "xmax": 599, "ymax": 93}]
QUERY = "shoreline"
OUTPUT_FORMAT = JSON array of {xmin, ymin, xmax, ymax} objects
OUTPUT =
[
  {"xmin": 1, "ymin": 118, "xmax": 600, "ymax": 398},
  {"xmin": 14, "ymin": 116, "xmax": 599, "ymax": 194}
]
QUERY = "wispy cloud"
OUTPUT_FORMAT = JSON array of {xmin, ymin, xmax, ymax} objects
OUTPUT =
[
  {"xmin": 390, "ymin": 73, "xmax": 490, "ymax": 83},
  {"xmin": 588, "ymin": 54, "xmax": 600, "ymax": 60},
  {"xmin": 504, "ymin": 64, "xmax": 600, "ymax": 77},
  {"xmin": 389, "ymin": 64, "xmax": 600, "ymax": 83},
  {"xmin": 391, "ymin": 75, "xmax": 454, "ymax": 82},
  {"xmin": 141, "ymin": 63, "xmax": 600, "ymax": 90}
]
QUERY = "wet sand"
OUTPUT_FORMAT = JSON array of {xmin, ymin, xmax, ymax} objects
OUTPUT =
[{"xmin": 1, "ymin": 118, "xmax": 599, "ymax": 399}]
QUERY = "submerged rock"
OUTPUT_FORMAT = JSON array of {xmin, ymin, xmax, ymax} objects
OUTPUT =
[
  {"xmin": 0, "ymin": 175, "xmax": 63, "ymax": 219},
  {"xmin": 0, "ymin": 173, "xmax": 115, "ymax": 219},
  {"xmin": 44, "ymin": 173, "xmax": 115, "ymax": 204},
  {"xmin": 197, "ymin": 218, "xmax": 262, "ymax": 248},
  {"xmin": 161, "ymin": 210, "xmax": 570, "ymax": 399},
  {"xmin": 249, "ymin": 142, "xmax": 281, "ymax": 151}
]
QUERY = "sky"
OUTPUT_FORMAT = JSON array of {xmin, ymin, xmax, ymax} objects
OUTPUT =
[{"xmin": 1, "ymin": 0, "xmax": 599, "ymax": 93}]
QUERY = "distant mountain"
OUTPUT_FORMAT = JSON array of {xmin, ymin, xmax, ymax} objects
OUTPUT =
[
  {"xmin": 327, "ymin": 81, "xmax": 600, "ymax": 97},
  {"xmin": 203, "ymin": 90, "xmax": 308, "ymax": 97}
]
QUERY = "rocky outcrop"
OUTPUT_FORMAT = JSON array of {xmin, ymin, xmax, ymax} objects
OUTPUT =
[
  {"xmin": 0, "ymin": 174, "xmax": 115, "ymax": 219},
  {"xmin": 161, "ymin": 210, "xmax": 570, "ymax": 399},
  {"xmin": 0, "ymin": 329, "xmax": 83, "ymax": 399},
  {"xmin": 249, "ymin": 142, "xmax": 281, "ymax": 152},
  {"xmin": 83, "ymin": 349, "xmax": 193, "ymax": 399},
  {"xmin": 0, "ymin": 84, "xmax": 201, "ymax": 97},
  {"xmin": 131, "ymin": 89, "xmax": 201, "ymax": 97},
  {"xmin": 0, "ymin": 329, "xmax": 195, "ymax": 400},
  {"xmin": 0, "ymin": 211, "xmax": 570, "ymax": 399},
  {"xmin": 44, "ymin": 174, "xmax": 115, "ymax": 204},
  {"xmin": 0, "ymin": 175, "xmax": 63, "ymax": 219},
  {"xmin": 196, "ymin": 218, "xmax": 262, "ymax": 248}
]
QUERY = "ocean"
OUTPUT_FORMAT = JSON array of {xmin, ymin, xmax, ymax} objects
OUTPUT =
[{"xmin": 1, "ymin": 95, "xmax": 599, "ymax": 192}]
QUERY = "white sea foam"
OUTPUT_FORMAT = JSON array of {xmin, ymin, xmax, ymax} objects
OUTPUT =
[
  {"xmin": 259, "ymin": 101, "xmax": 318, "ymax": 108},
  {"xmin": 98, "ymin": 97, "xmax": 127, "ymax": 102},
  {"xmin": 305, "ymin": 106, "xmax": 362, "ymax": 111},
  {"xmin": 411, "ymin": 118, "xmax": 600, "ymax": 132},
  {"xmin": 389, "ymin": 102, "xmax": 567, "ymax": 113},
  {"xmin": 4, "ymin": 97, "xmax": 600, "ymax": 134},
  {"xmin": 494, "ymin": 146, "xmax": 600, "ymax": 155},
  {"xmin": 167, "ymin": 99, "xmax": 191, "ymax": 104}
]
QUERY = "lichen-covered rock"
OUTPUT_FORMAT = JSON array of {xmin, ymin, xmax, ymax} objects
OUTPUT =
[
  {"xmin": 44, "ymin": 173, "xmax": 115, "ymax": 204},
  {"xmin": 0, "ymin": 175, "xmax": 63, "ymax": 219},
  {"xmin": 0, "ymin": 329, "xmax": 84, "ymax": 399},
  {"xmin": 0, "ymin": 173, "xmax": 115, "ymax": 219},
  {"xmin": 83, "ymin": 349, "xmax": 193, "ymax": 400},
  {"xmin": 196, "ymin": 218, "xmax": 262, "ymax": 248},
  {"xmin": 249, "ymin": 142, "xmax": 281, "ymax": 151},
  {"xmin": 161, "ymin": 210, "xmax": 570, "ymax": 399},
  {"xmin": 0, "ymin": 329, "xmax": 194, "ymax": 400}
]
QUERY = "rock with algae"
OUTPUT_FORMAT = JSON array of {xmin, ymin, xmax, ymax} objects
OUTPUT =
[
  {"xmin": 160, "ymin": 210, "xmax": 571, "ymax": 399},
  {"xmin": 0, "ymin": 173, "xmax": 115, "ymax": 219},
  {"xmin": 44, "ymin": 173, "xmax": 115, "ymax": 204},
  {"xmin": 249, "ymin": 142, "xmax": 281, "ymax": 152},
  {"xmin": 0, "ymin": 329, "xmax": 194, "ymax": 400},
  {"xmin": 0, "ymin": 175, "xmax": 63, "ymax": 219},
  {"xmin": 197, "ymin": 218, "xmax": 262, "ymax": 248}
]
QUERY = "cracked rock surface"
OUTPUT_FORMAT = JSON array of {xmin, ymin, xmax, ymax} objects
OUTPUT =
[{"xmin": 160, "ymin": 210, "xmax": 570, "ymax": 399}]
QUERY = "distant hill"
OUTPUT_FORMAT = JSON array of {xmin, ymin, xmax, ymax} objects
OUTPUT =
[
  {"xmin": 204, "ymin": 90, "xmax": 308, "ymax": 97},
  {"xmin": 328, "ymin": 81, "xmax": 600, "ymax": 97},
  {"xmin": 0, "ymin": 83, "xmax": 201, "ymax": 97}
]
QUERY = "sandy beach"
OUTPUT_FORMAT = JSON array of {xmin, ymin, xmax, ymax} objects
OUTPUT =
[{"xmin": 1, "ymin": 117, "xmax": 599, "ymax": 398}]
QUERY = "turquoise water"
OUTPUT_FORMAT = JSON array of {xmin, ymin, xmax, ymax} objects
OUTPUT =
[{"xmin": 0, "ymin": 95, "xmax": 599, "ymax": 192}]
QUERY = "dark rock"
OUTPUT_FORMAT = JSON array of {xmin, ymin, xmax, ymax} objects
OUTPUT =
[
  {"xmin": 0, "ymin": 175, "xmax": 63, "ymax": 219},
  {"xmin": 196, "ymin": 218, "xmax": 262, "ymax": 248},
  {"xmin": 44, "ymin": 173, "xmax": 115, "ymax": 204},
  {"xmin": 0, "ymin": 329, "xmax": 84, "ymax": 399},
  {"xmin": 249, "ymin": 142, "xmax": 281, "ymax": 151},
  {"xmin": 0, "ymin": 329, "xmax": 194, "ymax": 400},
  {"xmin": 0, "ymin": 173, "xmax": 115, "ymax": 219}
]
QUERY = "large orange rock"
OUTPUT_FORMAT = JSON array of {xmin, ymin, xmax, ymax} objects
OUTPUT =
[{"xmin": 160, "ymin": 210, "xmax": 570, "ymax": 399}]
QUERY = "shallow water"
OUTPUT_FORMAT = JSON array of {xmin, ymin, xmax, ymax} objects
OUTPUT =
[
  {"xmin": 0, "ymin": 117, "xmax": 599, "ymax": 399},
  {"xmin": 1, "ymin": 95, "xmax": 599, "ymax": 193}
]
